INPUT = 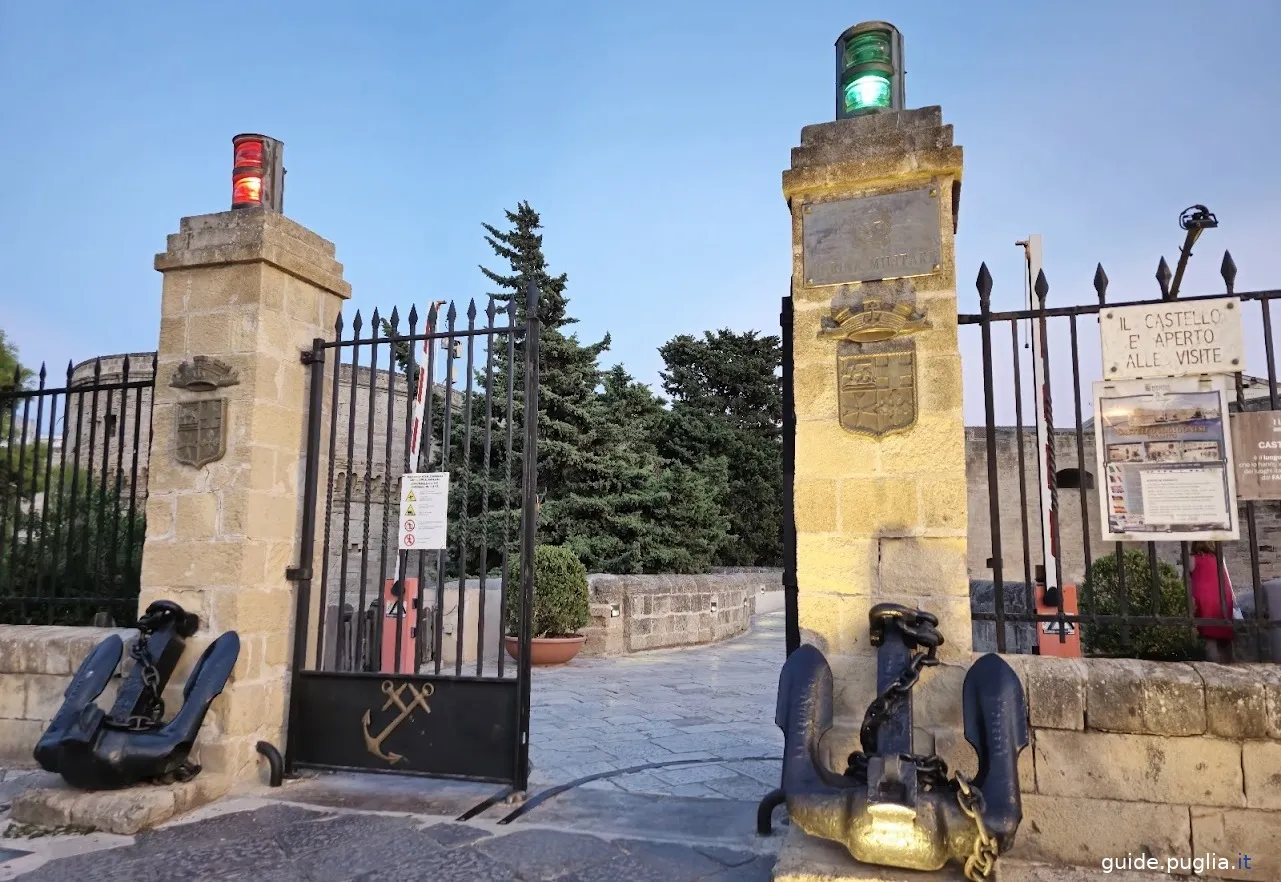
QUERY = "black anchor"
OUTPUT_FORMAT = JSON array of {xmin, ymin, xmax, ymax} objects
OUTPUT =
[
  {"xmin": 34, "ymin": 600, "xmax": 241, "ymax": 790},
  {"xmin": 758, "ymin": 602, "xmax": 1029, "ymax": 882}
]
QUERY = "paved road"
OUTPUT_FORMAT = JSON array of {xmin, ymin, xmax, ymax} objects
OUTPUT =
[
  {"xmin": 2, "ymin": 801, "xmax": 778, "ymax": 882},
  {"xmin": 528, "ymin": 611, "xmax": 786, "ymax": 800},
  {"xmin": 0, "ymin": 610, "xmax": 789, "ymax": 880}
]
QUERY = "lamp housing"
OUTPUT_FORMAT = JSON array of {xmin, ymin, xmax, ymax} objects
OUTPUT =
[
  {"xmin": 231, "ymin": 133, "xmax": 285, "ymax": 212},
  {"xmin": 836, "ymin": 22, "xmax": 905, "ymax": 120}
]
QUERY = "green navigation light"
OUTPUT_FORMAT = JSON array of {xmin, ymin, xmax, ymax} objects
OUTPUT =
[{"xmin": 836, "ymin": 22, "xmax": 904, "ymax": 120}]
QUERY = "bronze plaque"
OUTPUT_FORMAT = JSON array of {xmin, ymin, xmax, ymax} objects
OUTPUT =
[
  {"xmin": 802, "ymin": 188, "xmax": 942, "ymax": 286},
  {"xmin": 838, "ymin": 350, "xmax": 916, "ymax": 437},
  {"xmin": 1232, "ymin": 410, "xmax": 1281, "ymax": 500},
  {"xmin": 174, "ymin": 399, "xmax": 227, "ymax": 468}
]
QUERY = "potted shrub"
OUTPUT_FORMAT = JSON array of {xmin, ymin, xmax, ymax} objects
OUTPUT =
[{"xmin": 503, "ymin": 544, "xmax": 591, "ymax": 666}]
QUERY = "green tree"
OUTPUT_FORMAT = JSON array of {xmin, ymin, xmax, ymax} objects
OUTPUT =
[
  {"xmin": 656, "ymin": 330, "xmax": 783, "ymax": 566},
  {"xmin": 0, "ymin": 476, "xmax": 145, "ymax": 625},
  {"xmin": 0, "ymin": 331, "xmax": 48, "ymax": 515}
]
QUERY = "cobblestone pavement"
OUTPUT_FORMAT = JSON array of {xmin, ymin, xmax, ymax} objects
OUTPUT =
[
  {"xmin": 528, "ymin": 610, "xmax": 786, "ymax": 801},
  {"xmin": 2, "ymin": 800, "xmax": 778, "ymax": 881}
]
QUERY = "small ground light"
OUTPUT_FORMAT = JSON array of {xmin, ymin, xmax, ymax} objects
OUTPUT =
[
  {"xmin": 836, "ymin": 22, "xmax": 905, "ymax": 120},
  {"xmin": 231, "ymin": 133, "xmax": 285, "ymax": 212}
]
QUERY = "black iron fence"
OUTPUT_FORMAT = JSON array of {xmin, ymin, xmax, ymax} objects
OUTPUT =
[
  {"xmin": 963, "ymin": 253, "xmax": 1281, "ymax": 662},
  {"xmin": 287, "ymin": 286, "xmax": 540, "ymax": 787},
  {"xmin": 0, "ymin": 354, "xmax": 155, "ymax": 626}
]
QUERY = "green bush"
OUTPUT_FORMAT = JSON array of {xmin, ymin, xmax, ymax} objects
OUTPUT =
[
  {"xmin": 1079, "ymin": 548, "xmax": 1201, "ymax": 661},
  {"xmin": 505, "ymin": 544, "xmax": 590, "ymax": 638}
]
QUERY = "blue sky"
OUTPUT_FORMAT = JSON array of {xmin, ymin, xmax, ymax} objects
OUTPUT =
[{"xmin": 2, "ymin": 1, "xmax": 1279, "ymax": 425}]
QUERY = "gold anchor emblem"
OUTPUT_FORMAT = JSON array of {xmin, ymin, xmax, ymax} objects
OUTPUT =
[{"xmin": 361, "ymin": 680, "xmax": 435, "ymax": 764}]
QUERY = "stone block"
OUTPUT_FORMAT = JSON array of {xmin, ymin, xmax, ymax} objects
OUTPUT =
[
  {"xmin": 918, "ymin": 354, "xmax": 963, "ymax": 417},
  {"xmin": 875, "ymin": 417, "xmax": 965, "ymax": 480},
  {"xmin": 794, "ymin": 360, "xmax": 838, "ymax": 422},
  {"xmin": 1009, "ymin": 793, "xmax": 1190, "ymax": 867},
  {"xmin": 877, "ymin": 537, "xmax": 967, "ymax": 597},
  {"xmin": 1264, "ymin": 666, "xmax": 1281, "ymax": 739},
  {"xmin": 796, "ymin": 479, "xmax": 839, "ymax": 533},
  {"xmin": 0, "ymin": 674, "xmax": 29, "ymax": 718},
  {"xmin": 1034, "ymin": 729, "xmax": 1244, "ymax": 807},
  {"xmin": 10, "ymin": 774, "xmax": 230, "ymax": 835},
  {"xmin": 795, "ymin": 421, "xmax": 881, "ymax": 478},
  {"xmin": 0, "ymin": 719, "xmax": 46, "ymax": 766},
  {"xmin": 796, "ymin": 535, "xmax": 875, "ymax": 594},
  {"xmin": 840, "ymin": 478, "xmax": 920, "ymax": 536},
  {"xmin": 797, "ymin": 593, "xmax": 871, "ymax": 657},
  {"xmin": 174, "ymin": 489, "xmax": 219, "ymax": 539},
  {"xmin": 1023, "ymin": 656, "xmax": 1086, "ymax": 730},
  {"xmin": 912, "ymin": 662, "xmax": 967, "ymax": 730},
  {"xmin": 1196, "ymin": 662, "xmax": 1280, "ymax": 740},
  {"xmin": 1085, "ymin": 659, "xmax": 1205, "ymax": 736},
  {"xmin": 931, "ymin": 724, "xmax": 1035, "ymax": 794},
  {"xmin": 1190, "ymin": 806, "xmax": 1281, "ymax": 881},
  {"xmin": 1242, "ymin": 741, "xmax": 1281, "ymax": 810},
  {"xmin": 25, "ymin": 675, "xmax": 72, "ymax": 722},
  {"xmin": 918, "ymin": 472, "xmax": 967, "ymax": 533}
]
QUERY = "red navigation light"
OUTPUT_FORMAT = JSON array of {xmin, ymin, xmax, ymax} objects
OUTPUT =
[
  {"xmin": 232, "ymin": 172, "xmax": 263, "ymax": 206},
  {"xmin": 230, "ymin": 133, "xmax": 285, "ymax": 212},
  {"xmin": 233, "ymin": 138, "xmax": 264, "ymax": 169}
]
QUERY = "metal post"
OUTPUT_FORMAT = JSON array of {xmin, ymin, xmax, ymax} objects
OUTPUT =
[
  {"xmin": 286, "ymin": 337, "xmax": 327, "ymax": 772},
  {"xmin": 514, "ymin": 281, "xmax": 541, "ymax": 791},
  {"xmin": 782, "ymin": 291, "xmax": 800, "ymax": 657},
  {"xmin": 977, "ymin": 264, "xmax": 1006, "ymax": 651}
]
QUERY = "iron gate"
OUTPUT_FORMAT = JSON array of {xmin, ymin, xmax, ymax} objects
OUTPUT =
[
  {"xmin": 962, "ymin": 254, "xmax": 1280, "ymax": 661},
  {"xmin": 286, "ymin": 284, "xmax": 541, "ymax": 788}
]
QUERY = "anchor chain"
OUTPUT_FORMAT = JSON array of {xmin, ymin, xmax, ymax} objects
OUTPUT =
[
  {"xmin": 107, "ymin": 604, "xmax": 202, "ymax": 784},
  {"xmin": 844, "ymin": 606, "xmax": 948, "ymax": 789},
  {"xmin": 956, "ymin": 773, "xmax": 1001, "ymax": 882},
  {"xmin": 842, "ymin": 605, "xmax": 1003, "ymax": 882}
]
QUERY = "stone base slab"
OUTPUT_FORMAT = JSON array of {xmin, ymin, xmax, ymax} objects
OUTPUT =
[
  {"xmin": 10, "ymin": 773, "xmax": 231, "ymax": 835},
  {"xmin": 772, "ymin": 827, "xmax": 967, "ymax": 882}
]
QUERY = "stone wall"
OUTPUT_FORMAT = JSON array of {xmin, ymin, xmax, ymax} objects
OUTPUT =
[
  {"xmin": 0, "ymin": 625, "xmax": 133, "ymax": 767},
  {"xmin": 927, "ymin": 655, "xmax": 1281, "ymax": 880},
  {"xmin": 581, "ymin": 571, "xmax": 778, "ymax": 657}
]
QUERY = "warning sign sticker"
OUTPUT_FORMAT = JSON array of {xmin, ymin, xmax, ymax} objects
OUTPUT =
[{"xmin": 399, "ymin": 472, "xmax": 449, "ymax": 550}]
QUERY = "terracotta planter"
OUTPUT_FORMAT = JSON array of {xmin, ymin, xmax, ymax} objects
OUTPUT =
[{"xmin": 504, "ymin": 635, "xmax": 585, "ymax": 666}]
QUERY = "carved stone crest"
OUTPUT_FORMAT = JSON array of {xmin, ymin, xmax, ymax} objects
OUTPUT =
[
  {"xmin": 837, "ymin": 350, "xmax": 916, "ymax": 437},
  {"xmin": 170, "ymin": 357, "xmax": 239, "ymax": 392},
  {"xmin": 819, "ymin": 297, "xmax": 930, "ymax": 344},
  {"xmin": 174, "ymin": 399, "xmax": 227, "ymax": 468}
]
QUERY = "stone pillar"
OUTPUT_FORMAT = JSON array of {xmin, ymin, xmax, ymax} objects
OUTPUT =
[
  {"xmin": 141, "ymin": 209, "xmax": 350, "ymax": 784},
  {"xmin": 784, "ymin": 107, "xmax": 970, "ymax": 760}
]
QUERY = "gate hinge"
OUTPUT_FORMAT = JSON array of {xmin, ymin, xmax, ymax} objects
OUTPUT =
[
  {"xmin": 285, "ymin": 566, "xmax": 313, "ymax": 581},
  {"xmin": 300, "ymin": 349, "xmax": 324, "ymax": 365}
]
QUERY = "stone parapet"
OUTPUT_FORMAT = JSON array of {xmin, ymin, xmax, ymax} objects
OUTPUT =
[
  {"xmin": 1000, "ymin": 655, "xmax": 1280, "ymax": 878},
  {"xmin": 580, "ymin": 572, "xmax": 772, "ymax": 657},
  {"xmin": 0, "ymin": 625, "xmax": 135, "ymax": 767}
]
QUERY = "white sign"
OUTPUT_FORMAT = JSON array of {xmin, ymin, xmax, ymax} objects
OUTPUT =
[
  {"xmin": 1093, "ymin": 375, "xmax": 1239, "ymax": 542},
  {"xmin": 1139, "ymin": 468, "xmax": 1230, "ymax": 525},
  {"xmin": 399, "ymin": 472, "xmax": 449, "ymax": 550},
  {"xmin": 1040, "ymin": 620, "xmax": 1076, "ymax": 636},
  {"xmin": 1100, "ymin": 297, "xmax": 1244, "ymax": 381}
]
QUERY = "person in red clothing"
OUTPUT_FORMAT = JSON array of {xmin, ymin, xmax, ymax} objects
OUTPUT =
[{"xmin": 1189, "ymin": 541, "xmax": 1235, "ymax": 663}]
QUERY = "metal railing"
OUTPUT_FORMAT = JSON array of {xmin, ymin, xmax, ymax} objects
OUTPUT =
[
  {"xmin": 0, "ymin": 354, "xmax": 156, "ymax": 625},
  {"xmin": 962, "ymin": 253, "xmax": 1281, "ymax": 661}
]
